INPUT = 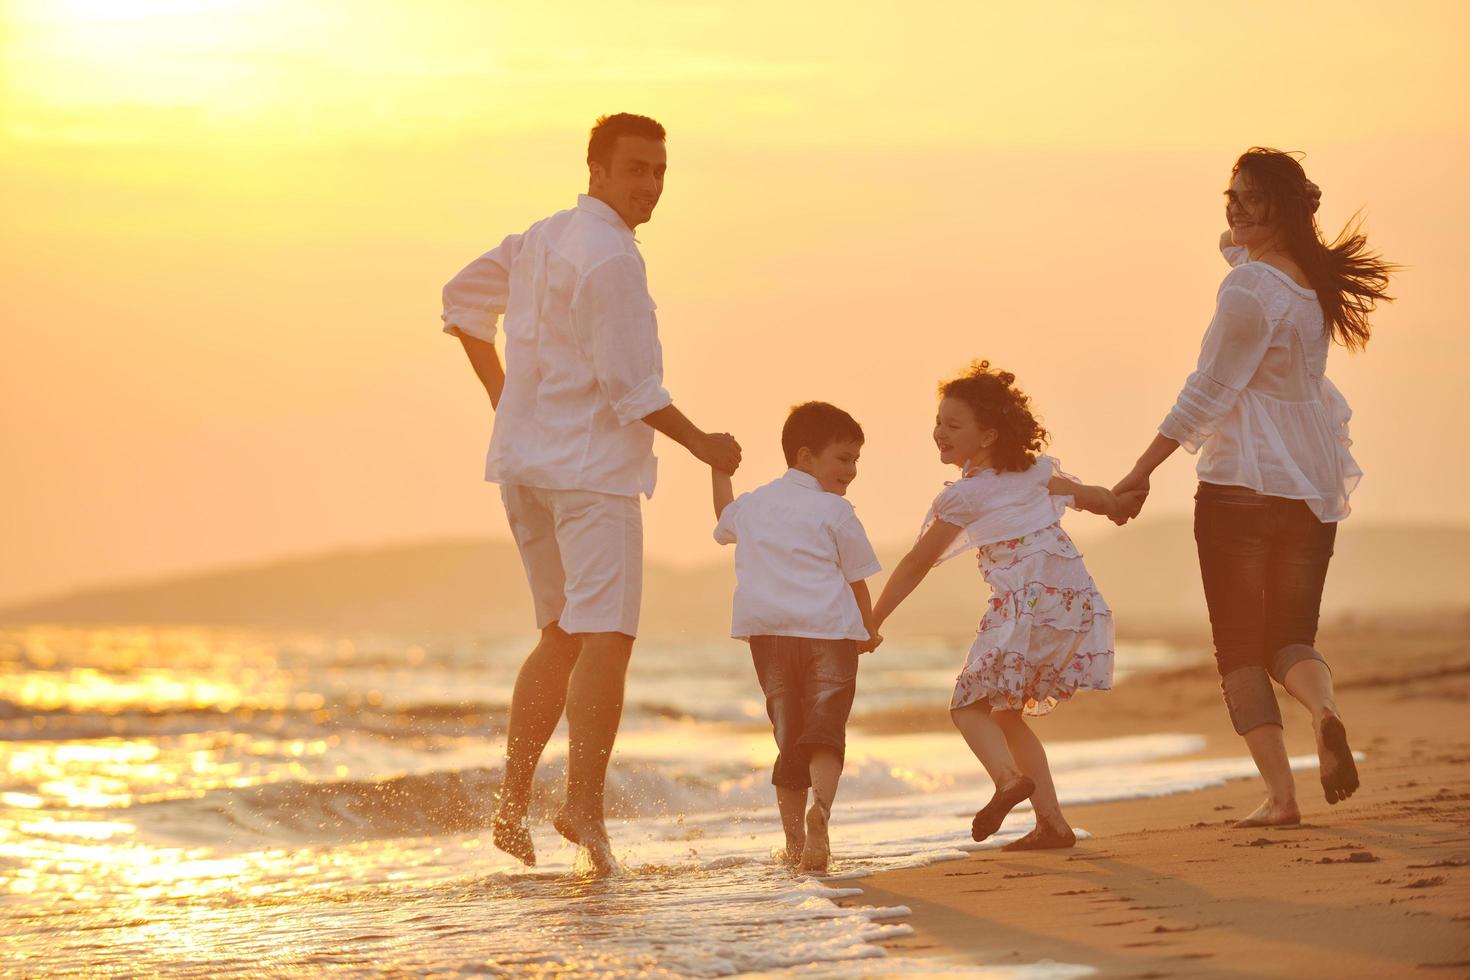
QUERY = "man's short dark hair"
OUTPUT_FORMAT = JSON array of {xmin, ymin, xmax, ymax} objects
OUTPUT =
[
  {"xmin": 588, "ymin": 113, "xmax": 667, "ymax": 168},
  {"xmin": 781, "ymin": 402, "xmax": 864, "ymax": 467}
]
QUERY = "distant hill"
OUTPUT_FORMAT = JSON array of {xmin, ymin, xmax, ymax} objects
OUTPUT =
[{"xmin": 3, "ymin": 521, "xmax": 1467, "ymax": 639}]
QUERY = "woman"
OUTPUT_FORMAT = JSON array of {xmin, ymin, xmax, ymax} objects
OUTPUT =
[{"xmin": 1114, "ymin": 148, "xmax": 1395, "ymax": 828}]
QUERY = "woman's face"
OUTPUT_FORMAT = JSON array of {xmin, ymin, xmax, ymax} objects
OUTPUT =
[
  {"xmin": 933, "ymin": 396, "xmax": 995, "ymax": 469},
  {"xmin": 1225, "ymin": 171, "xmax": 1277, "ymax": 252}
]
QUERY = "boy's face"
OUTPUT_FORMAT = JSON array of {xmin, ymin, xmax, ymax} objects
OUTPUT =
[{"xmin": 797, "ymin": 439, "xmax": 863, "ymax": 496}]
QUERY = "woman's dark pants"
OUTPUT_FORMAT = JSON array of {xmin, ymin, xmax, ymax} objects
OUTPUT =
[{"xmin": 1193, "ymin": 482, "xmax": 1337, "ymax": 734}]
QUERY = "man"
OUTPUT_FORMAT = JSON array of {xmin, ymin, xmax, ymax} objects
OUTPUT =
[{"xmin": 441, "ymin": 113, "xmax": 741, "ymax": 874}]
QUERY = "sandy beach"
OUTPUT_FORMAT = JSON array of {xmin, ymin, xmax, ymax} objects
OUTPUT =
[{"xmin": 844, "ymin": 615, "xmax": 1470, "ymax": 977}]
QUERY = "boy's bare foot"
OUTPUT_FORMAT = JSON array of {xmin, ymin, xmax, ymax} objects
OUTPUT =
[
  {"xmin": 492, "ymin": 809, "xmax": 536, "ymax": 867},
  {"xmin": 799, "ymin": 802, "xmax": 831, "ymax": 873},
  {"xmin": 780, "ymin": 837, "xmax": 806, "ymax": 867},
  {"xmin": 1002, "ymin": 822, "xmax": 1077, "ymax": 851},
  {"xmin": 972, "ymin": 776, "xmax": 1036, "ymax": 842},
  {"xmin": 1317, "ymin": 714, "xmax": 1360, "ymax": 804},
  {"xmin": 1233, "ymin": 797, "xmax": 1301, "ymax": 828}
]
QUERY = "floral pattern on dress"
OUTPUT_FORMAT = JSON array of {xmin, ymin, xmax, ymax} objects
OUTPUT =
[{"xmin": 950, "ymin": 521, "xmax": 1114, "ymax": 716}]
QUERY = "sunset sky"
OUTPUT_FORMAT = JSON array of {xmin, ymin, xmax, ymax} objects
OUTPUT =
[{"xmin": 3, "ymin": 0, "xmax": 1468, "ymax": 605}]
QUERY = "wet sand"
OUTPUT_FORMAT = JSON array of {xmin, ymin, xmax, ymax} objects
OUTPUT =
[{"xmin": 845, "ymin": 616, "xmax": 1470, "ymax": 977}]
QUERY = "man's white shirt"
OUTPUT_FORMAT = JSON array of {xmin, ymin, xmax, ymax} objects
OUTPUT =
[
  {"xmin": 714, "ymin": 469, "xmax": 881, "ymax": 641},
  {"xmin": 442, "ymin": 195, "xmax": 672, "ymax": 498}
]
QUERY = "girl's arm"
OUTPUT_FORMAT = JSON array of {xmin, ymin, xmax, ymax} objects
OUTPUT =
[
  {"xmin": 712, "ymin": 469, "xmax": 734, "ymax": 519},
  {"xmin": 872, "ymin": 520, "xmax": 963, "ymax": 628},
  {"xmin": 1048, "ymin": 475, "xmax": 1124, "ymax": 520}
]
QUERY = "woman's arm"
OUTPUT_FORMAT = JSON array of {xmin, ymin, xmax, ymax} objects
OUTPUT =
[{"xmin": 872, "ymin": 521, "xmax": 962, "ymax": 627}]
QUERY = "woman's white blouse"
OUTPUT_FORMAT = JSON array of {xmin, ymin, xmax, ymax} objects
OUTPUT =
[{"xmin": 1159, "ymin": 247, "xmax": 1361, "ymax": 521}]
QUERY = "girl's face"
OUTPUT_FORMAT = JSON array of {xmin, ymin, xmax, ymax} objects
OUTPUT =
[
  {"xmin": 933, "ymin": 396, "xmax": 996, "ymax": 469},
  {"xmin": 1224, "ymin": 171, "xmax": 1278, "ymax": 252}
]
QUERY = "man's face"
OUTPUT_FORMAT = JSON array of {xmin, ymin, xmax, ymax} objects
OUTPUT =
[{"xmin": 589, "ymin": 136, "xmax": 666, "ymax": 229}]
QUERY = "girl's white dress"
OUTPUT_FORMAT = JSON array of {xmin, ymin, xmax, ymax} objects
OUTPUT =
[{"xmin": 922, "ymin": 455, "xmax": 1114, "ymax": 715}]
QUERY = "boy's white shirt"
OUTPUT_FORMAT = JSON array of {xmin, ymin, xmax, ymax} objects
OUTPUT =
[{"xmin": 714, "ymin": 469, "xmax": 881, "ymax": 641}]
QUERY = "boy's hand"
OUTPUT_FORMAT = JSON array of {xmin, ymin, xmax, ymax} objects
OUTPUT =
[{"xmin": 858, "ymin": 632, "xmax": 883, "ymax": 654}]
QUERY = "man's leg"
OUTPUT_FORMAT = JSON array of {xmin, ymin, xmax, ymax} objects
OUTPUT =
[
  {"xmin": 493, "ymin": 624, "xmax": 581, "ymax": 864},
  {"xmin": 553, "ymin": 630, "xmax": 634, "ymax": 871}
]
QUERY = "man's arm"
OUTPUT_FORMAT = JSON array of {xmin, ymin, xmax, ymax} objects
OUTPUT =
[
  {"xmin": 643, "ymin": 404, "xmax": 742, "ymax": 474},
  {"xmin": 459, "ymin": 335, "xmax": 505, "ymax": 409}
]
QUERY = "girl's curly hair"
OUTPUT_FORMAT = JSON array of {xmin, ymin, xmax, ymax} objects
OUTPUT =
[{"xmin": 939, "ymin": 360, "xmax": 1049, "ymax": 473}]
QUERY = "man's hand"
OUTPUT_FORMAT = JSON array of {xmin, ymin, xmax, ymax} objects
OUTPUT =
[{"xmin": 696, "ymin": 432, "xmax": 742, "ymax": 474}]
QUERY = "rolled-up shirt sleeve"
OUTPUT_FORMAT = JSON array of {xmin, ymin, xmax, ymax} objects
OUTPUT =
[
  {"xmin": 713, "ymin": 496, "xmax": 743, "ymax": 545},
  {"xmin": 441, "ymin": 234, "xmax": 520, "ymax": 343},
  {"xmin": 833, "ymin": 513, "xmax": 882, "ymax": 583},
  {"xmin": 1159, "ymin": 281, "xmax": 1273, "ymax": 453},
  {"xmin": 574, "ymin": 254, "xmax": 673, "ymax": 426}
]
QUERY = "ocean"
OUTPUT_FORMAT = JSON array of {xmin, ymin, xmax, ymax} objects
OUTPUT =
[{"xmin": 0, "ymin": 624, "xmax": 1294, "ymax": 977}]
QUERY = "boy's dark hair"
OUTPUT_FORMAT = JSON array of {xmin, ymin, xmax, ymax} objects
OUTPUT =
[
  {"xmin": 587, "ymin": 113, "xmax": 666, "ymax": 168},
  {"xmin": 939, "ymin": 360, "xmax": 1049, "ymax": 473},
  {"xmin": 781, "ymin": 401, "xmax": 864, "ymax": 467}
]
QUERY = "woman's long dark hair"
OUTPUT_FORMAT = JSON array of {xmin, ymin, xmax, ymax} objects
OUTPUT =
[{"xmin": 1233, "ymin": 148, "xmax": 1397, "ymax": 351}]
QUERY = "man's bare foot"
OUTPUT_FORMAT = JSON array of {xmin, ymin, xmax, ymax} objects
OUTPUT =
[
  {"xmin": 972, "ymin": 776, "xmax": 1036, "ymax": 842},
  {"xmin": 798, "ymin": 803, "xmax": 831, "ymax": 873},
  {"xmin": 492, "ymin": 809, "xmax": 536, "ymax": 867},
  {"xmin": 1318, "ymin": 714, "xmax": 1360, "ymax": 804},
  {"xmin": 554, "ymin": 807, "xmax": 622, "ymax": 878},
  {"xmin": 1002, "ymin": 822, "xmax": 1077, "ymax": 851},
  {"xmin": 1233, "ymin": 797, "xmax": 1301, "ymax": 828}
]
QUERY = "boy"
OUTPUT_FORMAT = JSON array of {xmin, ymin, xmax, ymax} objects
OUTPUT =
[{"xmin": 712, "ymin": 401, "xmax": 882, "ymax": 872}]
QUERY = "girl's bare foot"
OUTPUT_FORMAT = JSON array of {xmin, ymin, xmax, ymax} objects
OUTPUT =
[
  {"xmin": 492, "ymin": 808, "xmax": 536, "ymax": 867},
  {"xmin": 1233, "ymin": 796, "xmax": 1301, "ymax": 828},
  {"xmin": 1002, "ymin": 821, "xmax": 1077, "ymax": 851},
  {"xmin": 972, "ymin": 776, "xmax": 1036, "ymax": 842},
  {"xmin": 799, "ymin": 802, "xmax": 831, "ymax": 873},
  {"xmin": 1317, "ymin": 714, "xmax": 1360, "ymax": 804}
]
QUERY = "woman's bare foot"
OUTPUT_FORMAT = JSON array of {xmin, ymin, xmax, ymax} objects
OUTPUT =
[
  {"xmin": 798, "ymin": 802, "xmax": 831, "ymax": 873},
  {"xmin": 1317, "ymin": 713, "xmax": 1360, "ymax": 804},
  {"xmin": 972, "ymin": 776, "xmax": 1036, "ymax": 842},
  {"xmin": 492, "ymin": 808, "xmax": 536, "ymax": 866},
  {"xmin": 1233, "ymin": 796, "xmax": 1301, "ymax": 828},
  {"xmin": 1002, "ymin": 821, "xmax": 1077, "ymax": 851}
]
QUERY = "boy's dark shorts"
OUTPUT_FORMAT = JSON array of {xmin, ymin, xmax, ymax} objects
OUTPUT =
[{"xmin": 749, "ymin": 634, "xmax": 860, "ymax": 790}]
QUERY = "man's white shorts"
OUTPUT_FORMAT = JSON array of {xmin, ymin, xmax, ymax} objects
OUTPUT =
[{"xmin": 499, "ymin": 484, "xmax": 643, "ymax": 637}]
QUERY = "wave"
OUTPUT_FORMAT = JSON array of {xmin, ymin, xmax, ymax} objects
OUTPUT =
[{"xmin": 0, "ymin": 697, "xmax": 510, "ymax": 743}]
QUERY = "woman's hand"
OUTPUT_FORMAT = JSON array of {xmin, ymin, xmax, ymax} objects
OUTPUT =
[{"xmin": 1110, "ymin": 471, "xmax": 1151, "ymax": 525}]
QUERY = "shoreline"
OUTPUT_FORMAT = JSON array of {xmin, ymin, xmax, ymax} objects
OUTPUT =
[{"xmin": 841, "ymin": 619, "xmax": 1470, "ymax": 977}]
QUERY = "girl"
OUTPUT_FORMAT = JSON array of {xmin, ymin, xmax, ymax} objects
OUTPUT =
[
  {"xmin": 873, "ymin": 361, "xmax": 1133, "ymax": 850},
  {"xmin": 1112, "ymin": 148, "xmax": 1394, "ymax": 827}
]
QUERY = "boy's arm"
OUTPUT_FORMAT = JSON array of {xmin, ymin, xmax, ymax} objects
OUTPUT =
[
  {"xmin": 712, "ymin": 469, "xmax": 734, "ymax": 519},
  {"xmin": 872, "ymin": 521, "xmax": 961, "ymax": 627},
  {"xmin": 849, "ymin": 579, "xmax": 880, "ymax": 653}
]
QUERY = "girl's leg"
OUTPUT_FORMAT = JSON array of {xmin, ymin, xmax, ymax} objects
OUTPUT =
[
  {"xmin": 952, "ymin": 701, "xmax": 1033, "ymax": 841},
  {"xmin": 993, "ymin": 711, "xmax": 1065, "ymax": 828}
]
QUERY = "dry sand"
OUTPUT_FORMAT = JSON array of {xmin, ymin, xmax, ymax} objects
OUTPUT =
[{"xmin": 844, "ymin": 616, "xmax": 1470, "ymax": 978}]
